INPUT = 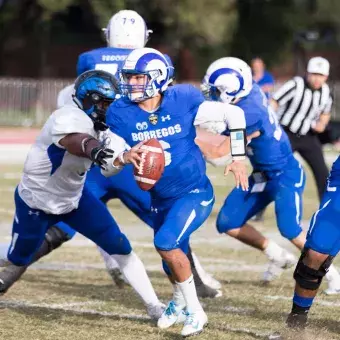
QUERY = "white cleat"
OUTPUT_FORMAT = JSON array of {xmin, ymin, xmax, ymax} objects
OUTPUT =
[
  {"xmin": 146, "ymin": 302, "xmax": 166, "ymax": 320},
  {"xmin": 157, "ymin": 300, "xmax": 187, "ymax": 329},
  {"xmin": 181, "ymin": 310, "xmax": 208, "ymax": 337},
  {"xmin": 324, "ymin": 265, "xmax": 340, "ymax": 295},
  {"xmin": 324, "ymin": 276, "xmax": 340, "ymax": 295},
  {"xmin": 263, "ymin": 250, "xmax": 297, "ymax": 283}
]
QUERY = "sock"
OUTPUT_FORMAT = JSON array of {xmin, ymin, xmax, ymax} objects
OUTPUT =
[
  {"xmin": 292, "ymin": 292, "xmax": 314, "ymax": 314},
  {"xmin": 264, "ymin": 240, "xmax": 283, "ymax": 260},
  {"xmin": 177, "ymin": 274, "xmax": 203, "ymax": 313},
  {"xmin": 97, "ymin": 246, "xmax": 120, "ymax": 271},
  {"xmin": 112, "ymin": 251, "xmax": 160, "ymax": 306},
  {"xmin": 172, "ymin": 283, "xmax": 186, "ymax": 308}
]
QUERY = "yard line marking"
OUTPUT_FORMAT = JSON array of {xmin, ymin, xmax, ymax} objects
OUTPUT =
[
  {"xmin": 0, "ymin": 299, "xmax": 150, "ymax": 321},
  {"xmin": 218, "ymin": 325, "xmax": 274, "ymax": 339}
]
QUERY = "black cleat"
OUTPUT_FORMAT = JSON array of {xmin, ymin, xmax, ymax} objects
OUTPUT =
[
  {"xmin": 286, "ymin": 313, "xmax": 307, "ymax": 329},
  {"xmin": 196, "ymin": 283, "xmax": 222, "ymax": 299}
]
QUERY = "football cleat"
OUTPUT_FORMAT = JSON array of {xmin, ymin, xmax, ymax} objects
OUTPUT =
[
  {"xmin": 286, "ymin": 313, "xmax": 307, "ymax": 329},
  {"xmin": 263, "ymin": 250, "xmax": 296, "ymax": 283},
  {"xmin": 196, "ymin": 283, "xmax": 222, "ymax": 299},
  {"xmin": 181, "ymin": 310, "xmax": 208, "ymax": 337},
  {"xmin": 157, "ymin": 300, "xmax": 187, "ymax": 329}
]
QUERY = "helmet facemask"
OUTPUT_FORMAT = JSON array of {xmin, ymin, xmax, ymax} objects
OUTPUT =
[
  {"xmin": 119, "ymin": 68, "xmax": 167, "ymax": 102},
  {"xmin": 82, "ymin": 92, "xmax": 114, "ymax": 131}
]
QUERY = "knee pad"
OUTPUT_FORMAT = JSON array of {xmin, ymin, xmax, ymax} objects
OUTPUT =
[
  {"xmin": 45, "ymin": 225, "xmax": 71, "ymax": 252},
  {"xmin": 99, "ymin": 230, "xmax": 132, "ymax": 256},
  {"xmin": 277, "ymin": 221, "xmax": 303, "ymax": 240},
  {"xmin": 216, "ymin": 209, "xmax": 244, "ymax": 234},
  {"xmin": 294, "ymin": 248, "xmax": 334, "ymax": 290},
  {"xmin": 154, "ymin": 232, "xmax": 177, "ymax": 251}
]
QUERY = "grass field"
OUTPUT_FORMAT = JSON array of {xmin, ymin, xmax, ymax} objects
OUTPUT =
[{"xmin": 1, "ymin": 151, "xmax": 340, "ymax": 340}]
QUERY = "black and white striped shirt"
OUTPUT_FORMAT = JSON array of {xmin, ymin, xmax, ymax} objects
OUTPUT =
[{"xmin": 272, "ymin": 76, "xmax": 333, "ymax": 135}]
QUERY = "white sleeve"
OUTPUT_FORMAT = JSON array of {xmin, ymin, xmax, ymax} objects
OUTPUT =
[
  {"xmin": 195, "ymin": 101, "xmax": 246, "ymax": 160},
  {"xmin": 194, "ymin": 101, "xmax": 246, "ymax": 130},
  {"xmin": 100, "ymin": 130, "xmax": 128, "ymax": 177},
  {"xmin": 51, "ymin": 107, "xmax": 95, "ymax": 147}
]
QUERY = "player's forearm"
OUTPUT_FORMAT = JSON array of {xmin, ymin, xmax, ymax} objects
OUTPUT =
[{"xmin": 59, "ymin": 133, "xmax": 101, "ymax": 159}]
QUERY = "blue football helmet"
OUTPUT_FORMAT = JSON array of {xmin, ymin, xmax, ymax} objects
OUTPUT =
[
  {"xmin": 119, "ymin": 47, "xmax": 171, "ymax": 102},
  {"xmin": 73, "ymin": 70, "xmax": 120, "ymax": 130}
]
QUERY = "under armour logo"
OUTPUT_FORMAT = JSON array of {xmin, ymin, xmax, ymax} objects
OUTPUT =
[
  {"xmin": 151, "ymin": 206, "xmax": 158, "ymax": 213},
  {"xmin": 28, "ymin": 210, "xmax": 40, "ymax": 216},
  {"xmin": 136, "ymin": 122, "xmax": 148, "ymax": 131},
  {"xmin": 161, "ymin": 115, "xmax": 171, "ymax": 122}
]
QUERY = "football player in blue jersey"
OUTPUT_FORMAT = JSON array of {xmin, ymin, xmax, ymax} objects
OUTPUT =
[
  {"xmin": 105, "ymin": 47, "xmax": 248, "ymax": 337},
  {"xmin": 58, "ymin": 10, "xmax": 223, "ymax": 297},
  {"xmin": 283, "ymin": 160, "xmax": 340, "ymax": 330},
  {"xmin": 201, "ymin": 57, "xmax": 340, "ymax": 292}
]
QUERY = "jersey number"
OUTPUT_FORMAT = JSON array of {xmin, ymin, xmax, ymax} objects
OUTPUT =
[
  {"xmin": 159, "ymin": 140, "xmax": 171, "ymax": 166},
  {"xmin": 95, "ymin": 63, "xmax": 118, "ymax": 76},
  {"xmin": 260, "ymin": 89, "xmax": 282, "ymax": 141}
]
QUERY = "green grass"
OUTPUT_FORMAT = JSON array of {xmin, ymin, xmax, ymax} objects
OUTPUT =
[{"xmin": 0, "ymin": 160, "xmax": 340, "ymax": 340}]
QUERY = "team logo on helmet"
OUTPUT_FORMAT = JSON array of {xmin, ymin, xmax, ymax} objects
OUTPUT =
[{"xmin": 148, "ymin": 113, "xmax": 158, "ymax": 125}]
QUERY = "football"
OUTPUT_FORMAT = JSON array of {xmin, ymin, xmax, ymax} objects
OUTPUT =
[{"xmin": 133, "ymin": 138, "xmax": 165, "ymax": 191}]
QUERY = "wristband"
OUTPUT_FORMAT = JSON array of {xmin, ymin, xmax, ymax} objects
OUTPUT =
[{"xmin": 230, "ymin": 129, "xmax": 246, "ymax": 160}]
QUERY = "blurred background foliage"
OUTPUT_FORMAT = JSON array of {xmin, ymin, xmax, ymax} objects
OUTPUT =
[{"xmin": 0, "ymin": 0, "xmax": 339, "ymax": 79}]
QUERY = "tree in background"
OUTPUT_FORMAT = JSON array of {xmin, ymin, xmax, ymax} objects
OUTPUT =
[{"xmin": 0, "ymin": 0, "xmax": 339, "ymax": 79}]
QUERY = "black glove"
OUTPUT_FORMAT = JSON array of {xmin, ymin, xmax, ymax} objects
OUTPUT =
[{"xmin": 90, "ymin": 146, "xmax": 114, "ymax": 169}]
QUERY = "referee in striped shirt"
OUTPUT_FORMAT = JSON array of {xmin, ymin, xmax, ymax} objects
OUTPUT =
[{"xmin": 270, "ymin": 57, "xmax": 332, "ymax": 201}]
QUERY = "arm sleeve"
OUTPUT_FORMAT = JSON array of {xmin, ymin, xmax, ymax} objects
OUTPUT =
[
  {"xmin": 194, "ymin": 101, "xmax": 246, "ymax": 130},
  {"xmin": 51, "ymin": 108, "xmax": 95, "ymax": 147},
  {"xmin": 272, "ymin": 78, "xmax": 297, "ymax": 105}
]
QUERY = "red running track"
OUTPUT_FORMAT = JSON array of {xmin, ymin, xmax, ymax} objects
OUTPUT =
[{"xmin": 0, "ymin": 128, "xmax": 39, "ymax": 144}]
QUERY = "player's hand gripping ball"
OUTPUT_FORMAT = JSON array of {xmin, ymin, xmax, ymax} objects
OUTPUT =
[{"xmin": 133, "ymin": 139, "xmax": 165, "ymax": 191}]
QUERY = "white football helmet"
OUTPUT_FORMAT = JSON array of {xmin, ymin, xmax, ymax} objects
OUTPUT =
[
  {"xmin": 102, "ymin": 10, "xmax": 152, "ymax": 49},
  {"xmin": 202, "ymin": 57, "xmax": 253, "ymax": 103},
  {"xmin": 119, "ymin": 47, "xmax": 171, "ymax": 102}
]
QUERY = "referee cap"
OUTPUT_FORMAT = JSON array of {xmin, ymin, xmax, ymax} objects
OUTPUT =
[{"xmin": 307, "ymin": 57, "xmax": 330, "ymax": 76}]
